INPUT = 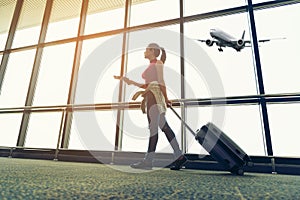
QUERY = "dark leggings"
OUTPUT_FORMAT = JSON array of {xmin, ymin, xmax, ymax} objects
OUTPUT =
[{"xmin": 146, "ymin": 92, "xmax": 181, "ymax": 156}]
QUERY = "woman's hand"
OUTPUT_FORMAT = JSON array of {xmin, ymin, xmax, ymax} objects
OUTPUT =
[
  {"xmin": 165, "ymin": 99, "xmax": 172, "ymax": 107},
  {"xmin": 114, "ymin": 75, "xmax": 133, "ymax": 85}
]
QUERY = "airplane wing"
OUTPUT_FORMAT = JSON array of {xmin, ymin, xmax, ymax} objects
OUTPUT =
[
  {"xmin": 258, "ymin": 39, "xmax": 271, "ymax": 43},
  {"xmin": 196, "ymin": 39, "xmax": 207, "ymax": 42},
  {"xmin": 240, "ymin": 39, "xmax": 269, "ymax": 48},
  {"xmin": 243, "ymin": 38, "xmax": 285, "ymax": 44},
  {"xmin": 242, "ymin": 37, "xmax": 285, "ymax": 49}
]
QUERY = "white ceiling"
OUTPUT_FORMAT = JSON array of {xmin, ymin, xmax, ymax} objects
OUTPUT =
[{"xmin": 0, "ymin": 0, "xmax": 151, "ymax": 34}]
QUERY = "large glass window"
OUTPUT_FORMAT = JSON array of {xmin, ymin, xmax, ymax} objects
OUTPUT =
[
  {"xmin": 0, "ymin": 0, "xmax": 299, "ymax": 161},
  {"xmin": 254, "ymin": 4, "xmax": 300, "ymax": 94},
  {"xmin": 24, "ymin": 112, "xmax": 63, "ymax": 149},
  {"xmin": 68, "ymin": 121, "xmax": 85, "ymax": 150},
  {"xmin": 0, "ymin": 113, "xmax": 22, "ymax": 147},
  {"xmin": 186, "ymin": 105, "xmax": 266, "ymax": 156},
  {"xmin": 184, "ymin": 1, "xmax": 245, "ymax": 16},
  {"xmin": 268, "ymin": 103, "xmax": 300, "ymax": 157},
  {"xmin": 0, "ymin": 49, "xmax": 35, "ymax": 107},
  {"xmin": 121, "ymin": 109, "xmax": 150, "ymax": 152},
  {"xmin": 76, "ymin": 35, "xmax": 122, "ymax": 105},
  {"xmin": 69, "ymin": 110, "xmax": 116, "ymax": 151},
  {"xmin": 84, "ymin": 0, "xmax": 125, "ymax": 35},
  {"xmin": 184, "ymin": 13, "xmax": 257, "ymax": 97},
  {"xmin": 0, "ymin": 0, "xmax": 16, "ymax": 51},
  {"xmin": 32, "ymin": 43, "xmax": 75, "ymax": 106},
  {"xmin": 0, "ymin": 33, "xmax": 7, "ymax": 51},
  {"xmin": 45, "ymin": 0, "xmax": 82, "ymax": 42},
  {"xmin": 130, "ymin": 0, "xmax": 179, "ymax": 26},
  {"xmin": 12, "ymin": 0, "xmax": 46, "ymax": 48}
]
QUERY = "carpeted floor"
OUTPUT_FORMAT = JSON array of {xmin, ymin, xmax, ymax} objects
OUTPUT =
[{"xmin": 0, "ymin": 157, "xmax": 299, "ymax": 199}]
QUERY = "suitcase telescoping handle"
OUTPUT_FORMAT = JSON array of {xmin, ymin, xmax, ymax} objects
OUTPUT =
[{"xmin": 168, "ymin": 105, "xmax": 196, "ymax": 137}]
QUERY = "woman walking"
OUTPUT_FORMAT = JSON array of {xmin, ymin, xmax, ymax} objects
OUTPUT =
[{"xmin": 119, "ymin": 43, "xmax": 187, "ymax": 170}]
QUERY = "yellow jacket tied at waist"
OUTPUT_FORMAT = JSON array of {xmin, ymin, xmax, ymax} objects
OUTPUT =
[{"xmin": 132, "ymin": 81, "xmax": 167, "ymax": 114}]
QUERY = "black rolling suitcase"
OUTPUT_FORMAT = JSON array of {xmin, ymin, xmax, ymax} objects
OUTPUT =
[
  {"xmin": 195, "ymin": 122, "xmax": 252, "ymax": 175},
  {"xmin": 169, "ymin": 106, "xmax": 252, "ymax": 175}
]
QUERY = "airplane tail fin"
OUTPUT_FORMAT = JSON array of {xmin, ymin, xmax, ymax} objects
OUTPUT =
[{"xmin": 241, "ymin": 30, "xmax": 245, "ymax": 39}]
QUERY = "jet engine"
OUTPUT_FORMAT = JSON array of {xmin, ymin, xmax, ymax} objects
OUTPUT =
[
  {"xmin": 205, "ymin": 39, "xmax": 214, "ymax": 47},
  {"xmin": 236, "ymin": 39, "xmax": 244, "ymax": 47}
]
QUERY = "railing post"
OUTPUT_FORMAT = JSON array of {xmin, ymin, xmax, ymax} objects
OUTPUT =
[{"xmin": 54, "ymin": 109, "xmax": 67, "ymax": 161}]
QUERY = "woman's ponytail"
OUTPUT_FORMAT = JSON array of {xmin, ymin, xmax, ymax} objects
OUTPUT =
[
  {"xmin": 147, "ymin": 43, "xmax": 166, "ymax": 63},
  {"xmin": 160, "ymin": 47, "xmax": 166, "ymax": 64}
]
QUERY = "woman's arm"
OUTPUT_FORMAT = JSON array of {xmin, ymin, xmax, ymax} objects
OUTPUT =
[{"xmin": 121, "ymin": 77, "xmax": 146, "ymax": 89}]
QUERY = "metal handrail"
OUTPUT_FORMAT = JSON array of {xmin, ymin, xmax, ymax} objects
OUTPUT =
[{"xmin": 0, "ymin": 93, "xmax": 299, "ymax": 114}]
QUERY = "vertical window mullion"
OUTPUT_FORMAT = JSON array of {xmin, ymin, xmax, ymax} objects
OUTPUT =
[
  {"xmin": 246, "ymin": 0, "xmax": 273, "ymax": 156},
  {"xmin": 115, "ymin": 0, "xmax": 131, "ymax": 151},
  {"xmin": 60, "ymin": 0, "xmax": 88, "ymax": 149},
  {"xmin": 0, "ymin": 0, "xmax": 23, "ymax": 93},
  {"xmin": 17, "ymin": 0, "xmax": 53, "ymax": 147}
]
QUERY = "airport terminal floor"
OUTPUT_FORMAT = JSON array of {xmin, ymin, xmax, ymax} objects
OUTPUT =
[{"xmin": 1, "ymin": 157, "xmax": 299, "ymax": 199}]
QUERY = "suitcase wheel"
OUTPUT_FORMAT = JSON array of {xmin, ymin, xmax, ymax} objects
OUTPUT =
[
  {"xmin": 236, "ymin": 169, "xmax": 244, "ymax": 176},
  {"xmin": 230, "ymin": 168, "xmax": 244, "ymax": 176}
]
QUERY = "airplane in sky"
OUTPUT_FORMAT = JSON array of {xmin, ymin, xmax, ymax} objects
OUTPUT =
[{"xmin": 196, "ymin": 28, "xmax": 283, "ymax": 52}]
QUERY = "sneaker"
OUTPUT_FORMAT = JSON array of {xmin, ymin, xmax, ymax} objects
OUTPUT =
[
  {"xmin": 170, "ymin": 155, "xmax": 188, "ymax": 170},
  {"xmin": 130, "ymin": 160, "xmax": 153, "ymax": 170}
]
